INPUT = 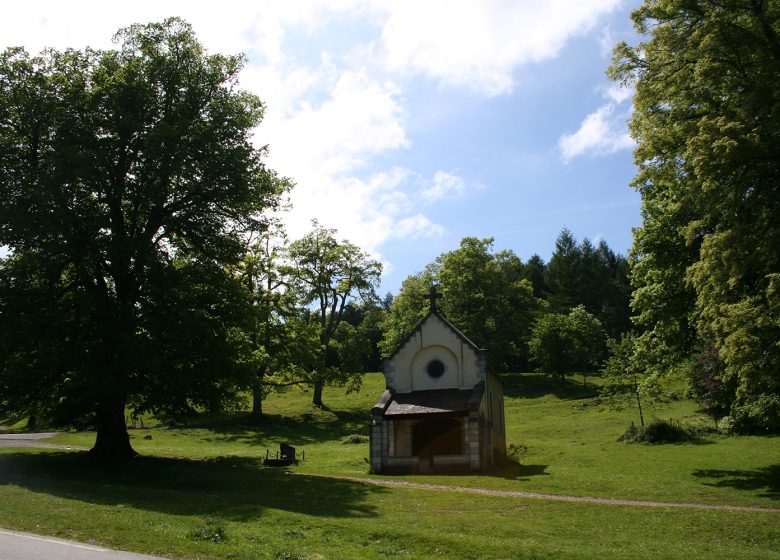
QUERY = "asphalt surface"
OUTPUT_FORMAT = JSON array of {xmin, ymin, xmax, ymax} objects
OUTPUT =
[
  {"xmin": 0, "ymin": 432, "xmax": 81, "ymax": 450},
  {"xmin": 0, "ymin": 529, "xmax": 167, "ymax": 560}
]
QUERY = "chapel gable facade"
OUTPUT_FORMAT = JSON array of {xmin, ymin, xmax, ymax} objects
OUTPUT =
[{"xmin": 369, "ymin": 288, "xmax": 506, "ymax": 473}]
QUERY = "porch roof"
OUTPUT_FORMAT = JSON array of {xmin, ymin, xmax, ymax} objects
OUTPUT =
[{"xmin": 378, "ymin": 387, "xmax": 483, "ymax": 417}]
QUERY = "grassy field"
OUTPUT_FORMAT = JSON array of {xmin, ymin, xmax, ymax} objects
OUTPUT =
[{"xmin": 1, "ymin": 372, "xmax": 778, "ymax": 559}]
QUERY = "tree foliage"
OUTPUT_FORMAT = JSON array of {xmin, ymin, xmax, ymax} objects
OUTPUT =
[
  {"xmin": 381, "ymin": 238, "xmax": 543, "ymax": 370},
  {"xmin": 237, "ymin": 224, "xmax": 318, "ymax": 421},
  {"xmin": 0, "ymin": 18, "xmax": 287, "ymax": 457},
  {"xmin": 286, "ymin": 222, "xmax": 382, "ymax": 406},
  {"xmin": 611, "ymin": 0, "xmax": 780, "ymax": 431},
  {"xmin": 600, "ymin": 334, "xmax": 664, "ymax": 428},
  {"xmin": 543, "ymin": 229, "xmax": 632, "ymax": 336},
  {"xmin": 528, "ymin": 306, "xmax": 606, "ymax": 388}
]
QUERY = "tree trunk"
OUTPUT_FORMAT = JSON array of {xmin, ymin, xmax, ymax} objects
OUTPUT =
[
  {"xmin": 250, "ymin": 387, "xmax": 264, "ymax": 423},
  {"xmin": 89, "ymin": 399, "xmax": 137, "ymax": 460},
  {"xmin": 634, "ymin": 376, "xmax": 645, "ymax": 428},
  {"xmin": 312, "ymin": 380, "xmax": 324, "ymax": 407}
]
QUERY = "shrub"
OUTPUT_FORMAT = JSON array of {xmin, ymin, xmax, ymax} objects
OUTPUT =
[
  {"xmin": 619, "ymin": 419, "xmax": 690, "ymax": 443},
  {"xmin": 731, "ymin": 394, "xmax": 780, "ymax": 434},
  {"xmin": 506, "ymin": 443, "xmax": 528, "ymax": 464},
  {"xmin": 342, "ymin": 434, "xmax": 368, "ymax": 444}
]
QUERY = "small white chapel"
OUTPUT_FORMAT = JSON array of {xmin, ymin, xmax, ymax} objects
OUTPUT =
[{"xmin": 369, "ymin": 287, "xmax": 506, "ymax": 473}]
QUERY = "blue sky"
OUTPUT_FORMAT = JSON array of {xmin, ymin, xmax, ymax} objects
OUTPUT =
[{"xmin": 2, "ymin": 1, "xmax": 642, "ymax": 294}]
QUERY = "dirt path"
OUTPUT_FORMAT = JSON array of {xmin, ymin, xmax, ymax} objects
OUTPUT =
[{"xmin": 300, "ymin": 473, "xmax": 780, "ymax": 513}]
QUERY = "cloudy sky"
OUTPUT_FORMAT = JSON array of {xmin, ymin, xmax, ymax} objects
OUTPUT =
[{"xmin": 2, "ymin": 0, "xmax": 642, "ymax": 293}]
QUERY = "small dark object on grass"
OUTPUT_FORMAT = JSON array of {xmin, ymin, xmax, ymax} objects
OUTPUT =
[
  {"xmin": 264, "ymin": 442, "xmax": 301, "ymax": 466},
  {"xmin": 143, "ymin": 434, "xmax": 152, "ymax": 440},
  {"xmin": 190, "ymin": 517, "xmax": 227, "ymax": 543},
  {"xmin": 342, "ymin": 434, "xmax": 368, "ymax": 444}
]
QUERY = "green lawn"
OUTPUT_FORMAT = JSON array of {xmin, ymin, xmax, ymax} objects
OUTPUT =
[{"xmin": 1, "ymin": 372, "xmax": 778, "ymax": 559}]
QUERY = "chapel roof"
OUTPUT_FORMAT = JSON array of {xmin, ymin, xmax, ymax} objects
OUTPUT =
[{"xmin": 372, "ymin": 385, "xmax": 484, "ymax": 418}]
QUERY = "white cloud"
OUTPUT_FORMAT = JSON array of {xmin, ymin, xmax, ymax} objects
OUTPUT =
[
  {"xmin": 259, "ymin": 67, "xmax": 409, "ymax": 177},
  {"xmin": 559, "ymin": 104, "xmax": 634, "ymax": 162},
  {"xmin": 393, "ymin": 214, "xmax": 446, "ymax": 240},
  {"xmin": 420, "ymin": 171, "xmax": 467, "ymax": 203},
  {"xmin": 603, "ymin": 83, "xmax": 634, "ymax": 104},
  {"xmin": 376, "ymin": 0, "xmax": 622, "ymax": 96},
  {"xmin": 558, "ymin": 81, "xmax": 635, "ymax": 162}
]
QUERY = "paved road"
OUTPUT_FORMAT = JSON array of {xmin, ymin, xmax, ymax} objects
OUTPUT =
[
  {"xmin": 0, "ymin": 529, "xmax": 167, "ymax": 560},
  {"xmin": 0, "ymin": 432, "xmax": 84, "ymax": 450}
]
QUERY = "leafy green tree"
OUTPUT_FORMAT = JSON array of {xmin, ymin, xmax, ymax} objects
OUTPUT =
[
  {"xmin": 336, "ymin": 301, "xmax": 387, "ymax": 372},
  {"xmin": 611, "ymin": 0, "xmax": 780, "ymax": 431},
  {"xmin": 594, "ymin": 240, "xmax": 633, "ymax": 337},
  {"xmin": 687, "ymin": 345, "xmax": 737, "ymax": 422},
  {"xmin": 379, "ymin": 270, "xmax": 436, "ymax": 357},
  {"xmin": 238, "ymin": 224, "xmax": 318, "ymax": 422},
  {"xmin": 568, "ymin": 305, "xmax": 607, "ymax": 386},
  {"xmin": 528, "ymin": 313, "xmax": 577, "ymax": 388},
  {"xmin": 286, "ymin": 222, "xmax": 382, "ymax": 406},
  {"xmin": 600, "ymin": 334, "xmax": 664, "ymax": 428},
  {"xmin": 0, "ymin": 19, "xmax": 286, "ymax": 458},
  {"xmin": 381, "ymin": 238, "xmax": 543, "ymax": 370},
  {"xmin": 437, "ymin": 238, "xmax": 542, "ymax": 370},
  {"xmin": 528, "ymin": 306, "xmax": 606, "ymax": 388}
]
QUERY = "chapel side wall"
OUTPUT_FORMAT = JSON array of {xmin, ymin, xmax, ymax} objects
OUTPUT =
[{"xmin": 386, "ymin": 315, "xmax": 483, "ymax": 393}]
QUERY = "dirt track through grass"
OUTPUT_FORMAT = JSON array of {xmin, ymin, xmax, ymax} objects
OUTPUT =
[{"xmin": 302, "ymin": 472, "xmax": 780, "ymax": 513}]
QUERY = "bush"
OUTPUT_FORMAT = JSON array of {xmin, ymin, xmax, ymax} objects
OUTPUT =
[
  {"xmin": 506, "ymin": 443, "xmax": 528, "ymax": 464},
  {"xmin": 342, "ymin": 434, "xmax": 368, "ymax": 444},
  {"xmin": 618, "ymin": 419, "xmax": 690, "ymax": 443},
  {"xmin": 731, "ymin": 394, "xmax": 780, "ymax": 434}
]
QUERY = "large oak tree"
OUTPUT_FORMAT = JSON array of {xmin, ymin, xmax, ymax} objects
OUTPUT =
[{"xmin": 0, "ymin": 19, "xmax": 287, "ymax": 457}]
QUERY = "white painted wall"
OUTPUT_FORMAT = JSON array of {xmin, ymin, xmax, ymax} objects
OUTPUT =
[{"xmin": 386, "ymin": 314, "xmax": 483, "ymax": 393}]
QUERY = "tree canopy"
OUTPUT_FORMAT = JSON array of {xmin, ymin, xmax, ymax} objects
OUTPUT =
[
  {"xmin": 611, "ymin": 0, "xmax": 780, "ymax": 431},
  {"xmin": 0, "ymin": 18, "xmax": 288, "ymax": 457},
  {"xmin": 286, "ymin": 222, "xmax": 382, "ymax": 406},
  {"xmin": 381, "ymin": 237, "xmax": 543, "ymax": 370},
  {"xmin": 528, "ymin": 305, "xmax": 606, "ymax": 388}
]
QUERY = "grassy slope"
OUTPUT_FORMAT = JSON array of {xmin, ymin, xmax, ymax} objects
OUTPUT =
[{"xmin": 1, "ymin": 372, "xmax": 778, "ymax": 559}]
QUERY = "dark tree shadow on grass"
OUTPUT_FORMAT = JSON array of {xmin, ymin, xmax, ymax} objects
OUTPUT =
[
  {"xmin": 692, "ymin": 464, "xmax": 780, "ymax": 500},
  {"xmin": 167, "ymin": 406, "xmax": 371, "ymax": 450},
  {"xmin": 501, "ymin": 372, "xmax": 600, "ymax": 400},
  {"xmin": 0, "ymin": 451, "xmax": 383, "ymax": 519}
]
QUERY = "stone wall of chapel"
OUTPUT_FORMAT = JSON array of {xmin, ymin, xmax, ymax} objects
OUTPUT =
[{"xmin": 385, "ymin": 315, "xmax": 482, "ymax": 393}]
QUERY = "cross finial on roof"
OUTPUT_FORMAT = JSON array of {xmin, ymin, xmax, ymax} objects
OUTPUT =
[{"xmin": 424, "ymin": 285, "xmax": 442, "ymax": 313}]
